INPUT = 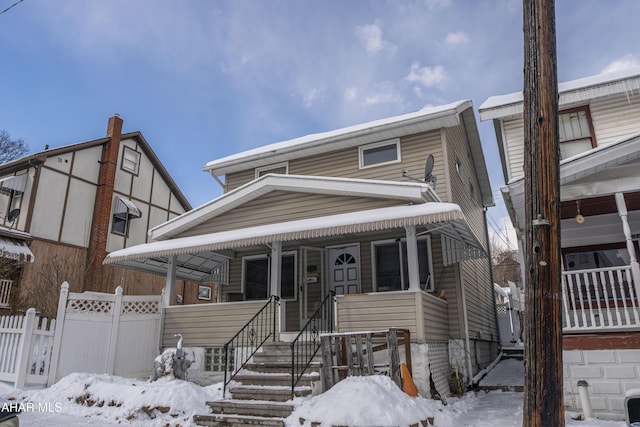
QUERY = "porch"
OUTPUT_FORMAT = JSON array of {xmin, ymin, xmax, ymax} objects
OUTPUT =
[{"xmin": 562, "ymin": 265, "xmax": 640, "ymax": 332}]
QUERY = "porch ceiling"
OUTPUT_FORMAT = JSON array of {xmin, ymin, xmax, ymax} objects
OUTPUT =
[{"xmin": 105, "ymin": 202, "xmax": 484, "ymax": 280}]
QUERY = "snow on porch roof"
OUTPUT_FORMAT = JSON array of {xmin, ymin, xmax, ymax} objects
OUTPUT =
[{"xmin": 105, "ymin": 202, "xmax": 481, "ymax": 265}]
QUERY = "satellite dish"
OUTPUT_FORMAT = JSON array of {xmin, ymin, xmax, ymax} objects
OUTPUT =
[
  {"xmin": 7, "ymin": 208, "xmax": 20, "ymax": 223},
  {"xmin": 424, "ymin": 154, "xmax": 434, "ymax": 182}
]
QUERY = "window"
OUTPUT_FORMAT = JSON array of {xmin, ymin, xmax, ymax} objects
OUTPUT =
[
  {"xmin": 111, "ymin": 197, "xmax": 142, "ymax": 236},
  {"xmin": 122, "ymin": 147, "xmax": 141, "ymax": 174},
  {"xmin": 373, "ymin": 237, "xmax": 432, "ymax": 292},
  {"xmin": 255, "ymin": 162, "xmax": 288, "ymax": 179},
  {"xmin": 359, "ymin": 139, "xmax": 401, "ymax": 169},
  {"xmin": 204, "ymin": 347, "xmax": 234, "ymax": 372},
  {"xmin": 558, "ymin": 106, "xmax": 595, "ymax": 159},
  {"xmin": 242, "ymin": 252, "xmax": 297, "ymax": 300}
]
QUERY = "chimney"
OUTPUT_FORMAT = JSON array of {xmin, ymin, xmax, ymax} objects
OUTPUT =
[{"xmin": 86, "ymin": 114, "xmax": 124, "ymax": 292}]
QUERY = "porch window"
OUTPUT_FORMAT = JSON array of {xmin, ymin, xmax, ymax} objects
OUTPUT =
[
  {"xmin": 359, "ymin": 139, "xmax": 401, "ymax": 169},
  {"xmin": 373, "ymin": 237, "xmax": 432, "ymax": 292},
  {"xmin": 242, "ymin": 252, "xmax": 296, "ymax": 300},
  {"xmin": 564, "ymin": 247, "xmax": 630, "ymax": 271},
  {"xmin": 558, "ymin": 106, "xmax": 595, "ymax": 159}
]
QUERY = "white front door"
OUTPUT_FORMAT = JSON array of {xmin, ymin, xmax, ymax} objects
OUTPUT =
[{"xmin": 329, "ymin": 245, "xmax": 360, "ymax": 295}]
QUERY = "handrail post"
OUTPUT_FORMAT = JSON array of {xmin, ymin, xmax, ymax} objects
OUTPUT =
[
  {"xmin": 222, "ymin": 342, "xmax": 229, "ymax": 397},
  {"xmin": 272, "ymin": 295, "xmax": 277, "ymax": 342}
]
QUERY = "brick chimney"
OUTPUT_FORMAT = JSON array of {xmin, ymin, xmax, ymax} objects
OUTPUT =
[{"xmin": 85, "ymin": 115, "xmax": 123, "ymax": 292}]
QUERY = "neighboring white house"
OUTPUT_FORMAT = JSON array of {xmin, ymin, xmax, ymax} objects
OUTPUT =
[{"xmin": 480, "ymin": 67, "xmax": 640, "ymax": 421}]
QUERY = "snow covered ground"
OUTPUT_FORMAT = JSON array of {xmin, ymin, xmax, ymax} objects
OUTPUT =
[{"xmin": 0, "ymin": 361, "xmax": 627, "ymax": 426}]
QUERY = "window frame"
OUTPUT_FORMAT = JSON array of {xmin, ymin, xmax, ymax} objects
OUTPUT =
[
  {"xmin": 358, "ymin": 138, "xmax": 401, "ymax": 169},
  {"xmin": 255, "ymin": 162, "xmax": 289, "ymax": 179},
  {"xmin": 371, "ymin": 235, "xmax": 433, "ymax": 292},
  {"xmin": 121, "ymin": 146, "xmax": 141, "ymax": 175},
  {"xmin": 111, "ymin": 212, "xmax": 130, "ymax": 236},
  {"xmin": 558, "ymin": 106, "xmax": 596, "ymax": 159},
  {"xmin": 241, "ymin": 251, "xmax": 297, "ymax": 301}
]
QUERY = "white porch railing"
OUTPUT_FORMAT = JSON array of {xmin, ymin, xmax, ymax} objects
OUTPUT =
[
  {"xmin": 0, "ymin": 279, "xmax": 12, "ymax": 308},
  {"xmin": 562, "ymin": 266, "xmax": 640, "ymax": 331}
]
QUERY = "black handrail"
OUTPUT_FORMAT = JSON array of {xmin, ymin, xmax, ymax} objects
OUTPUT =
[
  {"xmin": 222, "ymin": 295, "xmax": 280, "ymax": 396},
  {"xmin": 290, "ymin": 291, "xmax": 335, "ymax": 396}
]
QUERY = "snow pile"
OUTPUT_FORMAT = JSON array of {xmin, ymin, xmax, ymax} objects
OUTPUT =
[
  {"xmin": 7, "ymin": 372, "xmax": 220, "ymax": 426},
  {"xmin": 286, "ymin": 375, "xmax": 440, "ymax": 427}
]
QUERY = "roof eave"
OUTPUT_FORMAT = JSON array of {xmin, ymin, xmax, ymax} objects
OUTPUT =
[{"xmin": 204, "ymin": 101, "xmax": 472, "ymax": 176}]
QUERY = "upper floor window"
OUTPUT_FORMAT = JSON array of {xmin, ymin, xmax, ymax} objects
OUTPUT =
[
  {"xmin": 112, "ymin": 196, "xmax": 142, "ymax": 236},
  {"xmin": 558, "ymin": 106, "xmax": 595, "ymax": 159},
  {"xmin": 122, "ymin": 147, "xmax": 141, "ymax": 175},
  {"xmin": 359, "ymin": 139, "xmax": 401, "ymax": 169},
  {"xmin": 255, "ymin": 162, "xmax": 288, "ymax": 179}
]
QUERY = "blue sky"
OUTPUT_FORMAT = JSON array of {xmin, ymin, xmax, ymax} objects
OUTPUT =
[{"xmin": 1, "ymin": 0, "xmax": 639, "ymax": 249}]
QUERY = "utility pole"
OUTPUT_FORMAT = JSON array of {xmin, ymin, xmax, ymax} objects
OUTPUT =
[{"xmin": 522, "ymin": 0, "xmax": 564, "ymax": 426}]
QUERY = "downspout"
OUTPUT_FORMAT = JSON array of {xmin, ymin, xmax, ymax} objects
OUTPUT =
[
  {"xmin": 484, "ymin": 207, "xmax": 501, "ymax": 348},
  {"xmin": 208, "ymin": 170, "xmax": 226, "ymax": 191}
]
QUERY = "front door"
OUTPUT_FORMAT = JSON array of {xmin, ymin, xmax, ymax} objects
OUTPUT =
[{"xmin": 329, "ymin": 245, "xmax": 360, "ymax": 295}]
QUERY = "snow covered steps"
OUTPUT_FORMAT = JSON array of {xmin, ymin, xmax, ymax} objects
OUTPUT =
[{"xmin": 193, "ymin": 342, "xmax": 322, "ymax": 426}]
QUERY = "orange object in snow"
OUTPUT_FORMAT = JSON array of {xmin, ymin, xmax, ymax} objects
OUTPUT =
[{"xmin": 401, "ymin": 362, "xmax": 419, "ymax": 397}]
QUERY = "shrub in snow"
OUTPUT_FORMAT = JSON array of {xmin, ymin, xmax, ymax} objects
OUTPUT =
[{"xmin": 150, "ymin": 347, "xmax": 194, "ymax": 381}]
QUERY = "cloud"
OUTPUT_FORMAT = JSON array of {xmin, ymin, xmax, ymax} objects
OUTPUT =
[
  {"xmin": 601, "ymin": 54, "xmax": 640, "ymax": 73},
  {"xmin": 445, "ymin": 32, "xmax": 469, "ymax": 47},
  {"xmin": 405, "ymin": 63, "xmax": 448, "ymax": 88},
  {"xmin": 355, "ymin": 22, "xmax": 395, "ymax": 54},
  {"xmin": 303, "ymin": 88, "xmax": 325, "ymax": 108}
]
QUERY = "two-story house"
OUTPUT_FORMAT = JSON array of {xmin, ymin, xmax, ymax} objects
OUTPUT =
[
  {"xmin": 0, "ymin": 115, "xmax": 193, "ymax": 316},
  {"xmin": 480, "ymin": 67, "xmax": 640, "ymax": 421},
  {"xmin": 106, "ymin": 100, "xmax": 498, "ymax": 396}
]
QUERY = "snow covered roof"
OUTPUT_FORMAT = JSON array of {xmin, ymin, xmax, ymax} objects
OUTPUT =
[
  {"xmin": 150, "ymin": 173, "xmax": 441, "ymax": 240},
  {"xmin": 478, "ymin": 66, "xmax": 640, "ymax": 121},
  {"xmin": 204, "ymin": 100, "xmax": 473, "ymax": 175},
  {"xmin": 105, "ymin": 202, "xmax": 483, "ymax": 279}
]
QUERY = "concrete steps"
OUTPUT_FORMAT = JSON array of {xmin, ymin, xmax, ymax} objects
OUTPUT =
[{"xmin": 194, "ymin": 342, "xmax": 321, "ymax": 426}]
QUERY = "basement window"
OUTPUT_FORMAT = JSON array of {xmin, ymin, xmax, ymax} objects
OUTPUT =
[
  {"xmin": 204, "ymin": 347, "xmax": 234, "ymax": 372},
  {"xmin": 359, "ymin": 139, "xmax": 401, "ymax": 169}
]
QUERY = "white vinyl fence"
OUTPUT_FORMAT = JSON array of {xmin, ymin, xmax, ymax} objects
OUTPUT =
[
  {"xmin": 0, "ymin": 308, "xmax": 55, "ymax": 388},
  {"xmin": 0, "ymin": 282, "xmax": 164, "ymax": 388},
  {"xmin": 48, "ymin": 282, "xmax": 163, "ymax": 385}
]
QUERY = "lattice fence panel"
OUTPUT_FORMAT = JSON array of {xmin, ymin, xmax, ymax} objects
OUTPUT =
[
  {"xmin": 122, "ymin": 300, "xmax": 160, "ymax": 315},
  {"xmin": 427, "ymin": 342, "xmax": 451, "ymax": 404},
  {"xmin": 66, "ymin": 299, "xmax": 113, "ymax": 314}
]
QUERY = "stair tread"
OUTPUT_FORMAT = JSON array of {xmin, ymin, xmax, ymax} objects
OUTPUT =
[{"xmin": 210, "ymin": 399, "xmax": 294, "ymax": 407}]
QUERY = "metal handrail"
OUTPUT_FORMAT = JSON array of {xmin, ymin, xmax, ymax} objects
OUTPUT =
[
  {"xmin": 290, "ymin": 291, "xmax": 335, "ymax": 396},
  {"xmin": 222, "ymin": 295, "xmax": 280, "ymax": 396}
]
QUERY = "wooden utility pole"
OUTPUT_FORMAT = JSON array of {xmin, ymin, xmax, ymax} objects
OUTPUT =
[{"xmin": 522, "ymin": 0, "xmax": 564, "ymax": 426}]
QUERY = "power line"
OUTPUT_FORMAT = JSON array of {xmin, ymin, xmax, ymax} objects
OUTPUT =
[{"xmin": 0, "ymin": 0, "xmax": 24, "ymax": 16}]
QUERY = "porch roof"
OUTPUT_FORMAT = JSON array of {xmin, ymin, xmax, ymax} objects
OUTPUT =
[
  {"xmin": 104, "ymin": 202, "xmax": 484, "ymax": 282},
  {"xmin": 504, "ymin": 132, "xmax": 640, "ymax": 232}
]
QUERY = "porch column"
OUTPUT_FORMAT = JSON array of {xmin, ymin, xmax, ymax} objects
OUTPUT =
[
  {"xmin": 405, "ymin": 225, "xmax": 420, "ymax": 291},
  {"xmin": 615, "ymin": 193, "xmax": 640, "ymax": 300},
  {"xmin": 163, "ymin": 255, "xmax": 177, "ymax": 307},
  {"xmin": 270, "ymin": 241, "xmax": 282, "ymax": 297}
]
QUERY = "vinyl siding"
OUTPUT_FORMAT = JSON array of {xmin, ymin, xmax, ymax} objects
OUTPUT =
[
  {"xmin": 421, "ymin": 291, "xmax": 449, "ymax": 342},
  {"xmin": 445, "ymin": 126, "xmax": 487, "ymax": 247},
  {"xmin": 462, "ymin": 258, "xmax": 498, "ymax": 342},
  {"xmin": 176, "ymin": 191, "xmax": 405, "ymax": 238},
  {"xmin": 224, "ymin": 130, "xmax": 447, "ymax": 195},
  {"xmin": 336, "ymin": 292, "xmax": 420, "ymax": 339},
  {"xmin": 162, "ymin": 300, "xmax": 270, "ymax": 347},
  {"xmin": 431, "ymin": 236, "xmax": 462, "ymax": 339},
  {"xmin": 502, "ymin": 90, "xmax": 640, "ymax": 182}
]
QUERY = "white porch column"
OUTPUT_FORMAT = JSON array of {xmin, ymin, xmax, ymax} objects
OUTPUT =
[
  {"xmin": 270, "ymin": 241, "xmax": 282, "ymax": 297},
  {"xmin": 163, "ymin": 255, "xmax": 177, "ymax": 307},
  {"xmin": 405, "ymin": 225, "xmax": 421, "ymax": 291},
  {"xmin": 615, "ymin": 193, "xmax": 640, "ymax": 300}
]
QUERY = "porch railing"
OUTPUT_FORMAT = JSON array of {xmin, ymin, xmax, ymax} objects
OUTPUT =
[
  {"xmin": 222, "ymin": 295, "xmax": 280, "ymax": 396},
  {"xmin": 562, "ymin": 266, "xmax": 640, "ymax": 331},
  {"xmin": 0, "ymin": 279, "xmax": 12, "ymax": 308},
  {"xmin": 290, "ymin": 291, "xmax": 335, "ymax": 396}
]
